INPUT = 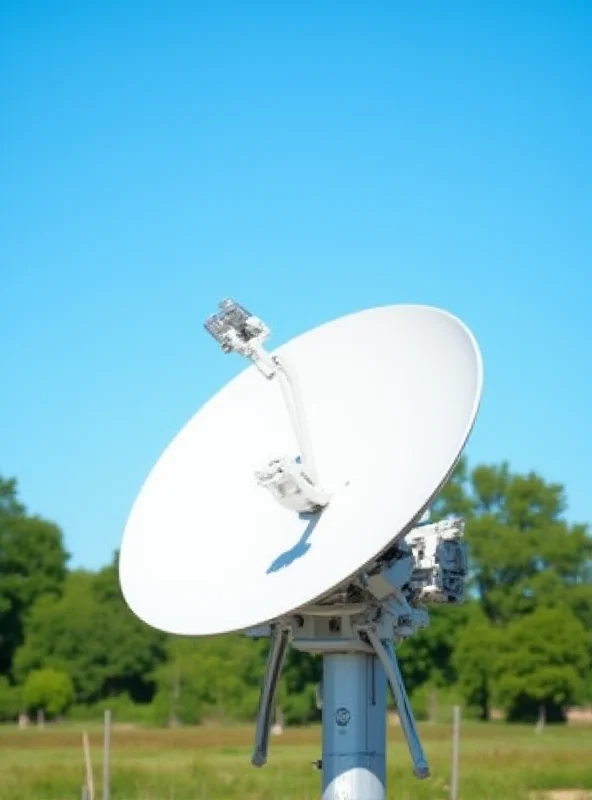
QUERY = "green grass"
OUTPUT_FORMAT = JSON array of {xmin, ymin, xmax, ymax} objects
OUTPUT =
[{"xmin": 0, "ymin": 721, "xmax": 590, "ymax": 799}]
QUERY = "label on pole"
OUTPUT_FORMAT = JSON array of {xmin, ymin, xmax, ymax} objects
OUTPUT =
[{"xmin": 334, "ymin": 707, "xmax": 351, "ymax": 727}]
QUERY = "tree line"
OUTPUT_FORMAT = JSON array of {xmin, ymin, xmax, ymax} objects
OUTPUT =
[{"xmin": 0, "ymin": 459, "xmax": 590, "ymax": 726}]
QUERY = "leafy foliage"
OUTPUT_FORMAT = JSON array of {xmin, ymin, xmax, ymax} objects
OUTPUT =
[
  {"xmin": 436, "ymin": 461, "xmax": 591, "ymax": 624},
  {"xmin": 1, "ymin": 461, "xmax": 590, "ymax": 726},
  {"xmin": 0, "ymin": 676, "xmax": 21, "ymax": 721},
  {"xmin": 152, "ymin": 635, "xmax": 269, "ymax": 725},
  {"xmin": 279, "ymin": 649, "xmax": 321, "ymax": 724},
  {"xmin": 451, "ymin": 607, "xmax": 499, "ymax": 720},
  {"xmin": 23, "ymin": 668, "xmax": 74, "ymax": 718},
  {"xmin": 0, "ymin": 478, "xmax": 69, "ymax": 676},
  {"xmin": 14, "ymin": 562, "xmax": 166, "ymax": 704},
  {"xmin": 428, "ymin": 457, "xmax": 592, "ymax": 720},
  {"xmin": 494, "ymin": 606, "xmax": 590, "ymax": 722},
  {"xmin": 398, "ymin": 603, "xmax": 469, "ymax": 694}
]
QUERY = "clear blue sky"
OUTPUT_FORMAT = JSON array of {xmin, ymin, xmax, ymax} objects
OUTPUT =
[{"xmin": 1, "ymin": 2, "xmax": 590, "ymax": 569}]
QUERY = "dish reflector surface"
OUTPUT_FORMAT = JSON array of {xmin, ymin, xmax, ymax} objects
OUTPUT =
[{"xmin": 119, "ymin": 305, "xmax": 482, "ymax": 636}]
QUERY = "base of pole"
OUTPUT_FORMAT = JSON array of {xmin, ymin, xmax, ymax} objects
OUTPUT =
[{"xmin": 321, "ymin": 652, "xmax": 387, "ymax": 800}]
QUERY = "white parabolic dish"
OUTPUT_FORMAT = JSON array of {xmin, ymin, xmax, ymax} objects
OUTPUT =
[{"xmin": 119, "ymin": 305, "xmax": 483, "ymax": 637}]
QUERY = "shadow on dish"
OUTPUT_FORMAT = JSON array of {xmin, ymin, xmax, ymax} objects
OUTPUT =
[{"xmin": 266, "ymin": 512, "xmax": 322, "ymax": 574}]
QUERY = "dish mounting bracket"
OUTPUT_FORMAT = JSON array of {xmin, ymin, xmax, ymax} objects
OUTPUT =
[{"xmin": 246, "ymin": 516, "xmax": 468, "ymax": 784}]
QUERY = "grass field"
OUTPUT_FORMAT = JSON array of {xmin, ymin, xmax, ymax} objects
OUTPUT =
[{"xmin": 1, "ymin": 721, "xmax": 591, "ymax": 800}]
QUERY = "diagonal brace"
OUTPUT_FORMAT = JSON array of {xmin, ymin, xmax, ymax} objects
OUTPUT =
[{"xmin": 251, "ymin": 624, "xmax": 291, "ymax": 767}]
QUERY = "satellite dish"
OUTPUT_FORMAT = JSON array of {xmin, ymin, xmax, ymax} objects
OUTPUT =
[{"xmin": 119, "ymin": 300, "xmax": 483, "ymax": 800}]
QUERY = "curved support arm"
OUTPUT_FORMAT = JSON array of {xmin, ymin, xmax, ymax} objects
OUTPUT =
[
  {"xmin": 251, "ymin": 625, "xmax": 291, "ymax": 768},
  {"xmin": 273, "ymin": 354, "xmax": 319, "ymax": 485},
  {"xmin": 364, "ymin": 628, "xmax": 430, "ymax": 779},
  {"xmin": 203, "ymin": 301, "xmax": 321, "ymax": 488}
]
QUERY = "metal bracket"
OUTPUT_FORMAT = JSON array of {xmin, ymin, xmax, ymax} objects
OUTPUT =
[
  {"xmin": 247, "ymin": 513, "xmax": 468, "ymax": 779},
  {"xmin": 255, "ymin": 457, "xmax": 331, "ymax": 513}
]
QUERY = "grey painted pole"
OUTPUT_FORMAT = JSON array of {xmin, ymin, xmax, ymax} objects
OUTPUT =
[
  {"xmin": 103, "ymin": 709, "xmax": 112, "ymax": 800},
  {"xmin": 450, "ymin": 704, "xmax": 461, "ymax": 800},
  {"xmin": 322, "ymin": 653, "xmax": 387, "ymax": 800}
]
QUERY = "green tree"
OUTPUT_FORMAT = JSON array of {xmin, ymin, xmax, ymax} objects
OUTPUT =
[
  {"xmin": 0, "ymin": 476, "xmax": 69, "ymax": 676},
  {"xmin": 14, "ymin": 571, "xmax": 108, "ymax": 701},
  {"xmin": 452, "ymin": 608, "xmax": 499, "ymax": 720},
  {"xmin": 430, "ymin": 459, "xmax": 591, "ymax": 721},
  {"xmin": 0, "ymin": 477, "xmax": 25, "ymax": 517},
  {"xmin": 435, "ymin": 461, "xmax": 591, "ymax": 624},
  {"xmin": 494, "ymin": 606, "xmax": 590, "ymax": 722},
  {"xmin": 0, "ymin": 676, "xmax": 21, "ymax": 721},
  {"xmin": 153, "ymin": 634, "xmax": 269, "ymax": 725},
  {"xmin": 23, "ymin": 668, "xmax": 74, "ymax": 718},
  {"xmin": 398, "ymin": 603, "xmax": 470, "ymax": 695},
  {"xmin": 279, "ymin": 649, "xmax": 321, "ymax": 724},
  {"xmin": 14, "ymin": 562, "xmax": 166, "ymax": 704},
  {"xmin": 92, "ymin": 554, "xmax": 167, "ymax": 702}
]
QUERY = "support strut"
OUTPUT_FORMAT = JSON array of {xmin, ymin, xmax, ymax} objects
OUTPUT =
[
  {"xmin": 364, "ymin": 628, "xmax": 430, "ymax": 778},
  {"xmin": 251, "ymin": 624, "xmax": 290, "ymax": 767}
]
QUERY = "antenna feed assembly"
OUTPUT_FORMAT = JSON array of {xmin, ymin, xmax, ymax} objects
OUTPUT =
[
  {"xmin": 204, "ymin": 299, "xmax": 276, "ymax": 378},
  {"xmin": 203, "ymin": 298, "xmax": 470, "ymax": 787},
  {"xmin": 204, "ymin": 298, "xmax": 331, "ymax": 512}
]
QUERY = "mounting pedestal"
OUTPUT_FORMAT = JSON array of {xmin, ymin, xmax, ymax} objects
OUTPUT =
[
  {"xmin": 248, "ymin": 594, "xmax": 435, "ymax": 799},
  {"xmin": 321, "ymin": 652, "xmax": 387, "ymax": 800}
]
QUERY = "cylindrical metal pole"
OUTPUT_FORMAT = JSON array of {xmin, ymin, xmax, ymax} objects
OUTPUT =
[
  {"xmin": 103, "ymin": 709, "xmax": 111, "ymax": 800},
  {"xmin": 321, "ymin": 652, "xmax": 387, "ymax": 800},
  {"xmin": 450, "ymin": 704, "xmax": 461, "ymax": 800}
]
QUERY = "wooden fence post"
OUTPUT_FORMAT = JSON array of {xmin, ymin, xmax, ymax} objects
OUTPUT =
[{"xmin": 82, "ymin": 730, "xmax": 94, "ymax": 800}]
